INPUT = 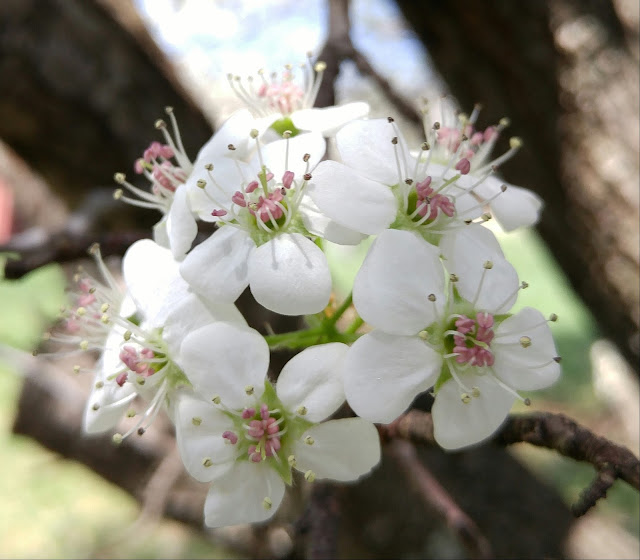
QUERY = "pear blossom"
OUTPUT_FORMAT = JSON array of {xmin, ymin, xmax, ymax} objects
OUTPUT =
[
  {"xmin": 343, "ymin": 228, "xmax": 561, "ymax": 450},
  {"xmin": 421, "ymin": 102, "xmax": 543, "ymax": 231},
  {"xmin": 50, "ymin": 239, "xmax": 244, "ymax": 437},
  {"xmin": 179, "ymin": 130, "xmax": 337, "ymax": 315},
  {"xmin": 308, "ymin": 114, "xmax": 542, "ymax": 252},
  {"xmin": 228, "ymin": 54, "xmax": 369, "ymax": 137},
  {"xmin": 114, "ymin": 109, "xmax": 271, "ymax": 260},
  {"xmin": 172, "ymin": 324, "xmax": 380, "ymax": 527}
]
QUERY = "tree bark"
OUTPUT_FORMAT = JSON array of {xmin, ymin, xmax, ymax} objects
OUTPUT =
[
  {"xmin": 394, "ymin": 0, "xmax": 640, "ymax": 369},
  {"xmin": 0, "ymin": 0, "xmax": 213, "ymax": 211}
]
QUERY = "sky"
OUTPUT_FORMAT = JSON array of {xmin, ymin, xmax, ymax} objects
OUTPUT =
[{"xmin": 133, "ymin": 0, "xmax": 440, "ymax": 121}]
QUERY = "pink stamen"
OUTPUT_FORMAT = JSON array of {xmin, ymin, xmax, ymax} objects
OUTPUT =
[
  {"xmin": 222, "ymin": 430, "xmax": 238, "ymax": 445},
  {"xmin": 116, "ymin": 372, "xmax": 128, "ymax": 387},
  {"xmin": 455, "ymin": 158, "xmax": 471, "ymax": 175},
  {"xmin": 211, "ymin": 209, "xmax": 228, "ymax": 217},
  {"xmin": 282, "ymin": 171, "xmax": 294, "ymax": 189},
  {"xmin": 231, "ymin": 191, "xmax": 247, "ymax": 207},
  {"xmin": 245, "ymin": 181, "xmax": 259, "ymax": 194},
  {"xmin": 451, "ymin": 313, "xmax": 495, "ymax": 367},
  {"xmin": 242, "ymin": 408, "xmax": 256, "ymax": 419}
]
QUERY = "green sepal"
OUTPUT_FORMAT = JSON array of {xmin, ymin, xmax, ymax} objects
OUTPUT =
[
  {"xmin": 271, "ymin": 117, "xmax": 300, "ymax": 137},
  {"xmin": 433, "ymin": 362, "xmax": 452, "ymax": 393}
]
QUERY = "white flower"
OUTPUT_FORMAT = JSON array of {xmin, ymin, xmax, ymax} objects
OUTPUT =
[
  {"xmin": 308, "ymin": 116, "xmax": 542, "ymax": 251},
  {"xmin": 179, "ymin": 130, "xmax": 336, "ymax": 315},
  {"xmin": 113, "ymin": 109, "xmax": 269, "ymax": 260},
  {"xmin": 343, "ymin": 228, "xmax": 561, "ymax": 450},
  {"xmin": 172, "ymin": 325, "xmax": 380, "ymax": 528},
  {"xmin": 421, "ymin": 102, "xmax": 543, "ymax": 231},
  {"xmin": 53, "ymin": 239, "xmax": 244, "ymax": 437},
  {"xmin": 228, "ymin": 55, "xmax": 369, "ymax": 137}
]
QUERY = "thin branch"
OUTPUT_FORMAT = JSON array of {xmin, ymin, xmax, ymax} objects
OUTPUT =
[
  {"xmin": 315, "ymin": 0, "xmax": 421, "ymax": 124},
  {"xmin": 388, "ymin": 439, "xmax": 493, "ymax": 559},
  {"xmin": 379, "ymin": 409, "xmax": 640, "ymax": 517}
]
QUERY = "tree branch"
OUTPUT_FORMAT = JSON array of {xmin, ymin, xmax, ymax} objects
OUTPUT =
[
  {"xmin": 388, "ymin": 439, "xmax": 493, "ymax": 559},
  {"xmin": 379, "ymin": 409, "xmax": 640, "ymax": 516}
]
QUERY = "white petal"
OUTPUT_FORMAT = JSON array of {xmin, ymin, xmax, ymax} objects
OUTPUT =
[
  {"xmin": 194, "ymin": 109, "xmax": 270, "ymax": 162},
  {"xmin": 248, "ymin": 233, "xmax": 331, "ymax": 315},
  {"xmin": 335, "ymin": 119, "xmax": 406, "ymax": 185},
  {"xmin": 492, "ymin": 307, "xmax": 561, "ymax": 391},
  {"xmin": 432, "ymin": 374, "xmax": 515, "ymax": 450},
  {"xmin": 166, "ymin": 184, "xmax": 198, "ymax": 259},
  {"xmin": 179, "ymin": 322, "xmax": 269, "ymax": 409},
  {"xmin": 122, "ymin": 239, "xmax": 184, "ymax": 326},
  {"xmin": 162, "ymin": 293, "xmax": 246, "ymax": 358},
  {"xmin": 255, "ymin": 132, "xmax": 326, "ymax": 179},
  {"xmin": 83, "ymin": 328, "xmax": 136, "ymax": 433},
  {"xmin": 180, "ymin": 226, "xmax": 255, "ymax": 304},
  {"xmin": 152, "ymin": 215, "xmax": 170, "ymax": 250},
  {"xmin": 204, "ymin": 462, "xmax": 285, "ymax": 528},
  {"xmin": 489, "ymin": 184, "xmax": 543, "ymax": 232},
  {"xmin": 173, "ymin": 392, "xmax": 237, "ymax": 482},
  {"xmin": 276, "ymin": 343, "xmax": 348, "ymax": 422},
  {"xmin": 186, "ymin": 157, "xmax": 245, "ymax": 221},
  {"xmin": 440, "ymin": 226, "xmax": 519, "ymax": 313},
  {"xmin": 291, "ymin": 102, "xmax": 370, "ymax": 136},
  {"xmin": 343, "ymin": 331, "xmax": 442, "ymax": 424},
  {"xmin": 298, "ymin": 195, "xmax": 367, "ymax": 245},
  {"xmin": 353, "ymin": 229, "xmax": 445, "ymax": 334},
  {"xmin": 293, "ymin": 418, "xmax": 380, "ymax": 481},
  {"xmin": 308, "ymin": 160, "xmax": 397, "ymax": 235}
]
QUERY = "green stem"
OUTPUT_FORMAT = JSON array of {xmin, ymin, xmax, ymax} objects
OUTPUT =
[{"xmin": 325, "ymin": 292, "xmax": 353, "ymax": 327}]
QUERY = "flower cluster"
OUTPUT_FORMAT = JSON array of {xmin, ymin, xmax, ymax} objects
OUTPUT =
[{"xmin": 44, "ymin": 57, "xmax": 561, "ymax": 528}]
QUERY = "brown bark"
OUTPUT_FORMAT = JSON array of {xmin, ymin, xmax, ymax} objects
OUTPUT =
[
  {"xmin": 0, "ymin": 0, "xmax": 213, "ymax": 211},
  {"xmin": 394, "ymin": 0, "xmax": 640, "ymax": 369}
]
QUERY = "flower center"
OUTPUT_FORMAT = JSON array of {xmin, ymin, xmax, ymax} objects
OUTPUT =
[{"xmin": 448, "ymin": 312, "xmax": 495, "ymax": 367}]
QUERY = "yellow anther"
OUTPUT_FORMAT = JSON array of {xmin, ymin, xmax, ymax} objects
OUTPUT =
[
  {"xmin": 154, "ymin": 119, "xmax": 166, "ymax": 129},
  {"xmin": 126, "ymin": 409, "xmax": 136, "ymax": 418},
  {"xmin": 113, "ymin": 189, "xmax": 123, "ymax": 200},
  {"xmin": 483, "ymin": 261, "xmax": 493, "ymax": 269},
  {"xmin": 304, "ymin": 435, "xmax": 314, "ymax": 445},
  {"xmin": 123, "ymin": 330, "xmax": 132, "ymax": 341},
  {"xmin": 250, "ymin": 128, "xmax": 259, "ymax": 139},
  {"xmin": 296, "ymin": 406, "xmax": 308, "ymax": 416},
  {"xmin": 509, "ymin": 137, "xmax": 522, "ymax": 149},
  {"xmin": 304, "ymin": 470, "xmax": 316, "ymax": 482},
  {"xmin": 262, "ymin": 497, "xmax": 273, "ymax": 510},
  {"xmin": 95, "ymin": 381, "xmax": 104, "ymax": 389},
  {"xmin": 192, "ymin": 417, "xmax": 202, "ymax": 426},
  {"xmin": 314, "ymin": 61, "xmax": 327, "ymax": 72},
  {"xmin": 461, "ymin": 393, "xmax": 471, "ymax": 404},
  {"xmin": 471, "ymin": 387, "xmax": 481, "ymax": 398},
  {"xmin": 203, "ymin": 458, "xmax": 213, "ymax": 467},
  {"xmin": 73, "ymin": 365, "xmax": 81, "ymax": 374},
  {"xmin": 449, "ymin": 274, "xmax": 459, "ymax": 283},
  {"xmin": 196, "ymin": 179, "xmax": 207, "ymax": 189},
  {"xmin": 80, "ymin": 340, "xmax": 89, "ymax": 351},
  {"xmin": 288, "ymin": 455, "xmax": 297, "ymax": 467},
  {"xmin": 212, "ymin": 395, "xmax": 221, "ymax": 405},
  {"xmin": 112, "ymin": 433, "xmax": 123, "ymax": 445},
  {"xmin": 114, "ymin": 173, "xmax": 126, "ymax": 184},
  {"xmin": 245, "ymin": 385, "xmax": 254, "ymax": 395},
  {"xmin": 519, "ymin": 336, "xmax": 532, "ymax": 348},
  {"xmin": 76, "ymin": 307, "xmax": 86, "ymax": 316}
]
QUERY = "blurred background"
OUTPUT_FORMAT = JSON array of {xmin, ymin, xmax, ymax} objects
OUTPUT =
[{"xmin": 0, "ymin": 0, "xmax": 638, "ymax": 558}]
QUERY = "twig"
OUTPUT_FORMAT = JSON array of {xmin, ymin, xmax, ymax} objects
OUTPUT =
[
  {"xmin": 388, "ymin": 439, "xmax": 493, "ymax": 559},
  {"xmin": 379, "ymin": 409, "xmax": 640, "ymax": 517},
  {"xmin": 315, "ymin": 0, "xmax": 421, "ymax": 124},
  {"xmin": 495, "ymin": 412, "xmax": 640, "ymax": 515}
]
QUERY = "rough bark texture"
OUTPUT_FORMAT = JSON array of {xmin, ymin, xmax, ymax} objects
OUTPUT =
[
  {"xmin": 0, "ymin": 0, "xmax": 213, "ymax": 212},
  {"xmin": 394, "ymin": 0, "xmax": 640, "ymax": 369}
]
